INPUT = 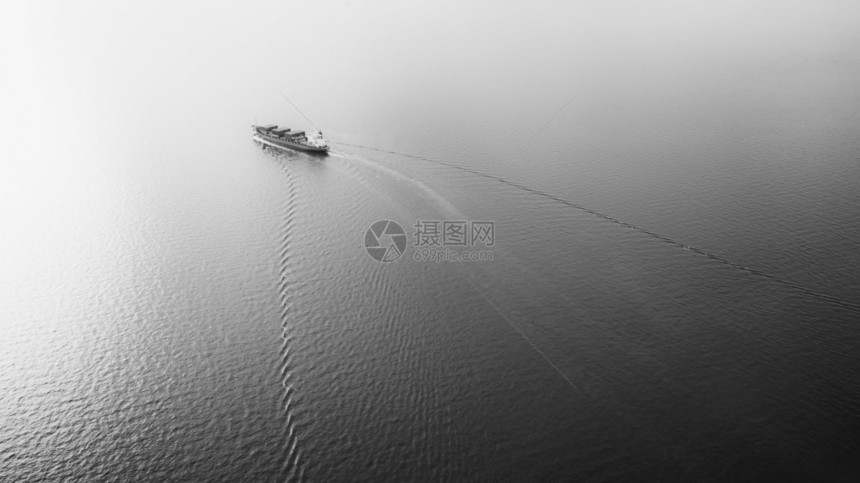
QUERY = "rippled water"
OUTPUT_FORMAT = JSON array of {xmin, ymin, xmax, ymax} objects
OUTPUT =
[{"xmin": 3, "ymin": 1, "xmax": 860, "ymax": 481}]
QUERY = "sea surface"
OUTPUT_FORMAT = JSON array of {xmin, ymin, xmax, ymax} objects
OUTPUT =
[{"xmin": 2, "ymin": 1, "xmax": 860, "ymax": 481}]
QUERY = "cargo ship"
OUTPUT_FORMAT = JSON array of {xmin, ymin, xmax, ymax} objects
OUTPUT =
[{"xmin": 252, "ymin": 124, "xmax": 329, "ymax": 153}]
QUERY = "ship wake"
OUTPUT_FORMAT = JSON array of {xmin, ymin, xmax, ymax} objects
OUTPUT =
[
  {"xmin": 335, "ymin": 142, "xmax": 860, "ymax": 315},
  {"xmin": 275, "ymin": 161, "xmax": 305, "ymax": 482}
]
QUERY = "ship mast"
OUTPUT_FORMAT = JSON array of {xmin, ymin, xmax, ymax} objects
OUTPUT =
[{"xmin": 276, "ymin": 90, "xmax": 321, "ymax": 133}]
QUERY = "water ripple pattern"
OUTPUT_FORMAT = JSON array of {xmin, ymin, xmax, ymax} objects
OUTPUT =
[
  {"xmin": 275, "ymin": 159, "xmax": 305, "ymax": 482},
  {"xmin": 330, "ymin": 148, "xmax": 588, "ymax": 395},
  {"xmin": 335, "ymin": 142, "xmax": 860, "ymax": 314}
]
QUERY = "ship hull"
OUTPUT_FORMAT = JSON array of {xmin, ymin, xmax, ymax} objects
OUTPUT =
[{"xmin": 254, "ymin": 134, "xmax": 329, "ymax": 153}]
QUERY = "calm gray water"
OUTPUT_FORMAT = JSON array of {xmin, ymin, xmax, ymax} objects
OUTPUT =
[{"xmin": 3, "ymin": 1, "xmax": 860, "ymax": 481}]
